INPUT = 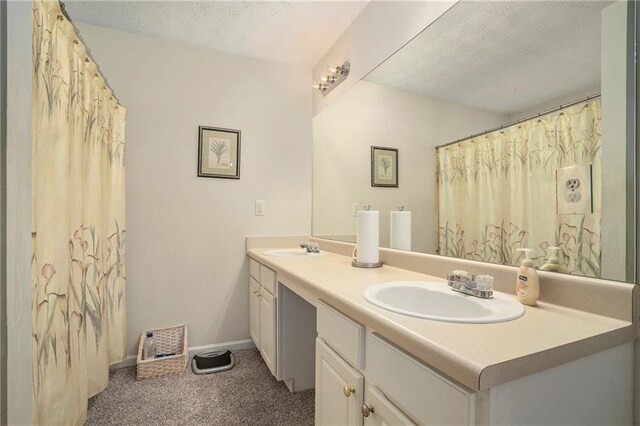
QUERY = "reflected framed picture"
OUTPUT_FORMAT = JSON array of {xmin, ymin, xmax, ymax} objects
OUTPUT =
[
  {"xmin": 371, "ymin": 146, "xmax": 398, "ymax": 187},
  {"xmin": 198, "ymin": 126, "xmax": 241, "ymax": 179}
]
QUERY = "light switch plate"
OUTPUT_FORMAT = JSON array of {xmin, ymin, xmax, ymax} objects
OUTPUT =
[
  {"xmin": 556, "ymin": 165, "xmax": 593, "ymax": 215},
  {"xmin": 255, "ymin": 200, "xmax": 265, "ymax": 216}
]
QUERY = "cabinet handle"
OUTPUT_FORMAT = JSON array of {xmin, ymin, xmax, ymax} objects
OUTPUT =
[
  {"xmin": 343, "ymin": 386, "xmax": 355, "ymax": 397},
  {"xmin": 361, "ymin": 404, "xmax": 375, "ymax": 417}
]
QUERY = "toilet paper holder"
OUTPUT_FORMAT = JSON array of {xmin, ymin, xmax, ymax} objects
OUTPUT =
[{"xmin": 351, "ymin": 246, "xmax": 383, "ymax": 268}]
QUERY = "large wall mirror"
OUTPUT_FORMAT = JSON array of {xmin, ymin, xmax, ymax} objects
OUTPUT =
[{"xmin": 313, "ymin": 0, "xmax": 637, "ymax": 283}]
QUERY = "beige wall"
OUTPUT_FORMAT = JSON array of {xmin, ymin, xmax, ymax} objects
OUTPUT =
[
  {"xmin": 312, "ymin": 81, "xmax": 507, "ymax": 254},
  {"xmin": 312, "ymin": 1, "xmax": 456, "ymax": 116},
  {"xmin": 6, "ymin": 1, "xmax": 34, "ymax": 424},
  {"xmin": 77, "ymin": 24, "xmax": 313, "ymax": 355}
]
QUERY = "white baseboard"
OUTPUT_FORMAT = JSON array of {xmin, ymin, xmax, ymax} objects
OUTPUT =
[{"xmin": 109, "ymin": 338, "xmax": 256, "ymax": 370}]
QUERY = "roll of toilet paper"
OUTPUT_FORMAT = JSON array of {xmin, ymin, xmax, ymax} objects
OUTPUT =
[
  {"xmin": 356, "ymin": 210, "xmax": 379, "ymax": 264},
  {"xmin": 390, "ymin": 210, "xmax": 412, "ymax": 251}
]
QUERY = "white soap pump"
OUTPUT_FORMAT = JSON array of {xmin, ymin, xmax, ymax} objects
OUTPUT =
[
  {"xmin": 515, "ymin": 248, "xmax": 539, "ymax": 306},
  {"xmin": 540, "ymin": 246, "xmax": 562, "ymax": 272}
]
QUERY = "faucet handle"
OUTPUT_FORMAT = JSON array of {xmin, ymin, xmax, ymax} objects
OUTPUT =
[
  {"xmin": 300, "ymin": 241, "xmax": 320, "ymax": 253},
  {"xmin": 451, "ymin": 270, "xmax": 470, "ymax": 278},
  {"xmin": 475, "ymin": 275, "xmax": 494, "ymax": 291}
]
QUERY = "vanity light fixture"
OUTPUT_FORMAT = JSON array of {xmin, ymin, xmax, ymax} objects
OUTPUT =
[{"xmin": 312, "ymin": 61, "xmax": 350, "ymax": 96}]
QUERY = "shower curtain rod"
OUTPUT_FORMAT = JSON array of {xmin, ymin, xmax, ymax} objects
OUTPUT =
[
  {"xmin": 58, "ymin": 1, "xmax": 121, "ymax": 104},
  {"xmin": 435, "ymin": 93, "xmax": 601, "ymax": 150}
]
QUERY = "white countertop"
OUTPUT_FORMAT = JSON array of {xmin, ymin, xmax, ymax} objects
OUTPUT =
[{"xmin": 248, "ymin": 247, "xmax": 636, "ymax": 391}]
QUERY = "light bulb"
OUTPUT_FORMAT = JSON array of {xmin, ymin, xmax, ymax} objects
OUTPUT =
[{"xmin": 312, "ymin": 82, "xmax": 329, "ymax": 91}]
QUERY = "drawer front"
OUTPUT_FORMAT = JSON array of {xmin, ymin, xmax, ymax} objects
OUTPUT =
[
  {"xmin": 249, "ymin": 258, "xmax": 260, "ymax": 280},
  {"xmin": 260, "ymin": 264, "xmax": 276, "ymax": 295},
  {"xmin": 317, "ymin": 301, "xmax": 364, "ymax": 368},
  {"xmin": 365, "ymin": 333, "xmax": 475, "ymax": 425}
]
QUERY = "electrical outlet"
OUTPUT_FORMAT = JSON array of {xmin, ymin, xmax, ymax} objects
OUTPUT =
[
  {"xmin": 255, "ymin": 200, "xmax": 265, "ymax": 216},
  {"xmin": 556, "ymin": 165, "xmax": 592, "ymax": 215}
]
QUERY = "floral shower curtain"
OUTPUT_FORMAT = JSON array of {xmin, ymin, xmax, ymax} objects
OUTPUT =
[
  {"xmin": 32, "ymin": 1, "xmax": 126, "ymax": 424},
  {"xmin": 437, "ymin": 100, "xmax": 601, "ymax": 277}
]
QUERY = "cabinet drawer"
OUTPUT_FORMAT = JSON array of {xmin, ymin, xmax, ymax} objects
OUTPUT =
[
  {"xmin": 365, "ymin": 332, "xmax": 475, "ymax": 425},
  {"xmin": 317, "ymin": 301, "xmax": 364, "ymax": 368},
  {"xmin": 249, "ymin": 258, "xmax": 260, "ymax": 281},
  {"xmin": 260, "ymin": 264, "xmax": 276, "ymax": 295}
]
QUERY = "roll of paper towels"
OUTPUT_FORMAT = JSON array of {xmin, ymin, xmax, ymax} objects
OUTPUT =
[
  {"xmin": 356, "ymin": 210, "xmax": 379, "ymax": 264},
  {"xmin": 390, "ymin": 210, "xmax": 412, "ymax": 251}
]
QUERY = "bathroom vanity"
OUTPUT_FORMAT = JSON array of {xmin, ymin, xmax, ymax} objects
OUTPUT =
[
  {"xmin": 247, "ymin": 237, "xmax": 637, "ymax": 425},
  {"xmin": 247, "ymin": 1, "xmax": 640, "ymax": 424}
]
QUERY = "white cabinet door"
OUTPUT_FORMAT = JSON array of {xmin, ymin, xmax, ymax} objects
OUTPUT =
[
  {"xmin": 363, "ymin": 385, "xmax": 415, "ymax": 426},
  {"xmin": 249, "ymin": 277, "xmax": 260, "ymax": 348},
  {"xmin": 315, "ymin": 338, "xmax": 364, "ymax": 426},
  {"xmin": 259, "ymin": 289, "xmax": 277, "ymax": 376}
]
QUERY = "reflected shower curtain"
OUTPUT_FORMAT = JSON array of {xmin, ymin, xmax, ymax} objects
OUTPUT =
[
  {"xmin": 437, "ymin": 100, "xmax": 601, "ymax": 277},
  {"xmin": 32, "ymin": 1, "xmax": 126, "ymax": 424}
]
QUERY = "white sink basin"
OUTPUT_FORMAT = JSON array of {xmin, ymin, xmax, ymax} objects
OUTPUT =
[
  {"xmin": 264, "ymin": 249, "xmax": 323, "ymax": 258},
  {"xmin": 364, "ymin": 281, "xmax": 525, "ymax": 324}
]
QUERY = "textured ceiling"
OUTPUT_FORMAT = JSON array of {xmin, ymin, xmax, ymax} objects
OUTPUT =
[
  {"xmin": 64, "ymin": 0, "xmax": 369, "ymax": 65},
  {"xmin": 365, "ymin": 0, "xmax": 612, "ymax": 115}
]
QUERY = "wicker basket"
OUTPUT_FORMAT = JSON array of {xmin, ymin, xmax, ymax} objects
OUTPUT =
[{"xmin": 136, "ymin": 324, "xmax": 188, "ymax": 380}]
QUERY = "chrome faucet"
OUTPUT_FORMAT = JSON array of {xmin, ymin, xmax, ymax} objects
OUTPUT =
[
  {"xmin": 447, "ymin": 271, "xmax": 493, "ymax": 299},
  {"xmin": 300, "ymin": 242, "xmax": 320, "ymax": 254}
]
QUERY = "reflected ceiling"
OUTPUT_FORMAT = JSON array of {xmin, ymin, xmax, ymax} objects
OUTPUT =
[{"xmin": 365, "ymin": 1, "xmax": 612, "ymax": 115}]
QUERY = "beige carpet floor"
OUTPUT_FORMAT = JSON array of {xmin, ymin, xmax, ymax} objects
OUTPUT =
[{"xmin": 87, "ymin": 348, "xmax": 315, "ymax": 425}]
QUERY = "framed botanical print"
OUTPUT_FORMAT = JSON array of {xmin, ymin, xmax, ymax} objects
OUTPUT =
[
  {"xmin": 371, "ymin": 146, "xmax": 398, "ymax": 187},
  {"xmin": 198, "ymin": 126, "xmax": 241, "ymax": 179}
]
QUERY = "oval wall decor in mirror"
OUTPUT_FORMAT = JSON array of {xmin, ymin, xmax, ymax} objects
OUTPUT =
[{"xmin": 312, "ymin": 0, "xmax": 637, "ymax": 283}]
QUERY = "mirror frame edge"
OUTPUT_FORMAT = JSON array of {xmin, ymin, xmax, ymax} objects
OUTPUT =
[{"xmin": 633, "ymin": 0, "xmax": 639, "ymax": 284}]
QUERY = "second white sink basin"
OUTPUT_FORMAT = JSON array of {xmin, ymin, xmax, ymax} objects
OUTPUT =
[
  {"xmin": 364, "ymin": 281, "xmax": 525, "ymax": 324},
  {"xmin": 264, "ymin": 249, "xmax": 323, "ymax": 258}
]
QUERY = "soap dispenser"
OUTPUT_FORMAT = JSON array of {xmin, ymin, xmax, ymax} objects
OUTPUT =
[
  {"xmin": 515, "ymin": 248, "xmax": 539, "ymax": 306},
  {"xmin": 540, "ymin": 246, "xmax": 562, "ymax": 272}
]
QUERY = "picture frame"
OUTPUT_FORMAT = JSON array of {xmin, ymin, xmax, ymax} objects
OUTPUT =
[
  {"xmin": 371, "ymin": 146, "xmax": 398, "ymax": 187},
  {"xmin": 198, "ymin": 126, "xmax": 241, "ymax": 179}
]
